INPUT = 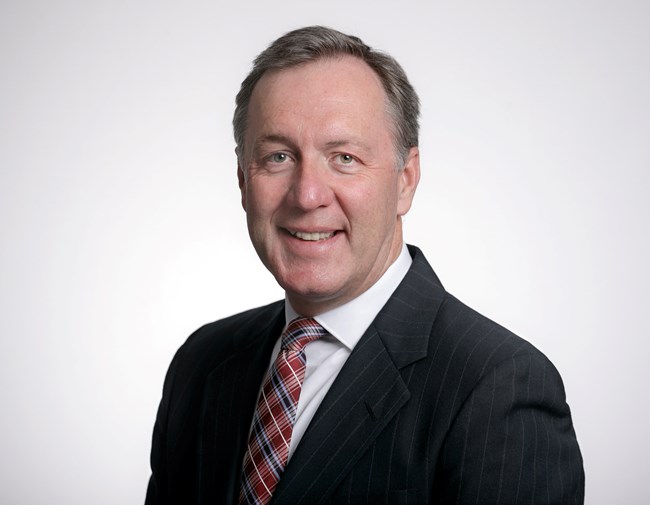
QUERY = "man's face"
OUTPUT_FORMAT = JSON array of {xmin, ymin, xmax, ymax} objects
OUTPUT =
[{"xmin": 238, "ymin": 56, "xmax": 419, "ymax": 316}]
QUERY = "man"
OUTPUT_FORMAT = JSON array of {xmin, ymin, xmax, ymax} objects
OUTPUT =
[{"xmin": 146, "ymin": 26, "xmax": 584, "ymax": 504}]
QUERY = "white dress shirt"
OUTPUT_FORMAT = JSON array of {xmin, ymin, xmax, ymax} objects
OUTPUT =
[{"xmin": 265, "ymin": 243, "xmax": 412, "ymax": 459}]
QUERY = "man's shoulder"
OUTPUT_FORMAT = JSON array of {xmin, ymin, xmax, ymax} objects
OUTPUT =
[
  {"xmin": 403, "ymin": 245, "xmax": 548, "ymax": 365},
  {"xmin": 434, "ymin": 291, "xmax": 556, "ymax": 378},
  {"xmin": 169, "ymin": 300, "xmax": 284, "ymax": 374},
  {"xmin": 184, "ymin": 300, "xmax": 283, "ymax": 352},
  {"xmin": 390, "ymin": 245, "xmax": 553, "ymax": 378}
]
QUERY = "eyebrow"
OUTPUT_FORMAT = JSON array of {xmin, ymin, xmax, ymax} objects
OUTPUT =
[
  {"xmin": 323, "ymin": 139, "xmax": 373, "ymax": 156},
  {"xmin": 253, "ymin": 134, "xmax": 297, "ymax": 150},
  {"xmin": 324, "ymin": 139, "xmax": 369, "ymax": 149},
  {"xmin": 252, "ymin": 135, "xmax": 372, "ymax": 156}
]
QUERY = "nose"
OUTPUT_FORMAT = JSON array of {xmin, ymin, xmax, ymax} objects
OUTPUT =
[{"xmin": 286, "ymin": 156, "xmax": 335, "ymax": 211}]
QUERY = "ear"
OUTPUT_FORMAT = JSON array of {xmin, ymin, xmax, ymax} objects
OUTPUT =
[
  {"xmin": 237, "ymin": 159, "xmax": 247, "ymax": 212},
  {"xmin": 396, "ymin": 147, "xmax": 420, "ymax": 216}
]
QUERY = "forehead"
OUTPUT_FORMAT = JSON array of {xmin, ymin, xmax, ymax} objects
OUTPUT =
[{"xmin": 246, "ymin": 57, "xmax": 391, "ymax": 135}]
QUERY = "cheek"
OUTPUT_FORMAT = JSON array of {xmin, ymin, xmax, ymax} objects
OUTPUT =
[
  {"xmin": 245, "ymin": 182, "xmax": 285, "ymax": 240},
  {"xmin": 354, "ymin": 180, "xmax": 399, "ymax": 218},
  {"xmin": 245, "ymin": 181, "xmax": 275, "ymax": 215},
  {"xmin": 342, "ymin": 193, "xmax": 393, "ymax": 243},
  {"xmin": 367, "ymin": 185, "xmax": 401, "ymax": 238}
]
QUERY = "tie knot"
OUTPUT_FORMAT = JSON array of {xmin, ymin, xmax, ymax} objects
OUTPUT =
[{"xmin": 281, "ymin": 318, "xmax": 326, "ymax": 352}]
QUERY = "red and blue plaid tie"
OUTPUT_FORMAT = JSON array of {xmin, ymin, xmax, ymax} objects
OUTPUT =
[{"xmin": 239, "ymin": 318, "xmax": 326, "ymax": 505}]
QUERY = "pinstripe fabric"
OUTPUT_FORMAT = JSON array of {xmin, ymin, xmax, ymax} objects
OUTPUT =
[
  {"xmin": 146, "ymin": 246, "xmax": 584, "ymax": 505},
  {"xmin": 239, "ymin": 318, "xmax": 326, "ymax": 505}
]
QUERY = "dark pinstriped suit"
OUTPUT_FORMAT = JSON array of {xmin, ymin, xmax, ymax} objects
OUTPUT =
[{"xmin": 146, "ymin": 246, "xmax": 584, "ymax": 504}]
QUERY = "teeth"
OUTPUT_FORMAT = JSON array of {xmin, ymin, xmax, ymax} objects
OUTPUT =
[{"xmin": 290, "ymin": 231, "xmax": 334, "ymax": 241}]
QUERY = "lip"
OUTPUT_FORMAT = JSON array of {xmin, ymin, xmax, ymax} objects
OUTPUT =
[
  {"xmin": 288, "ymin": 229, "xmax": 337, "ymax": 241},
  {"xmin": 280, "ymin": 227, "xmax": 342, "ymax": 252}
]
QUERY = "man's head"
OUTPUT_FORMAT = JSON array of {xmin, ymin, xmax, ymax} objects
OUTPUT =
[
  {"xmin": 235, "ymin": 27, "xmax": 421, "ymax": 316},
  {"xmin": 233, "ymin": 26, "xmax": 420, "ymax": 166}
]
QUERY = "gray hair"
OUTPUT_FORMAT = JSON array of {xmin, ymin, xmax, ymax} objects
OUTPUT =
[{"xmin": 233, "ymin": 26, "xmax": 420, "ymax": 166}]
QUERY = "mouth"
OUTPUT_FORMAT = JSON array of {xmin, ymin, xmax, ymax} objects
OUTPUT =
[{"xmin": 288, "ymin": 230, "xmax": 337, "ymax": 241}]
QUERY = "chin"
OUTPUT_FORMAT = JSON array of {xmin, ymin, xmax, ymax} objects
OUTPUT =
[
  {"xmin": 281, "ymin": 281, "xmax": 335, "ymax": 300},
  {"xmin": 279, "ymin": 277, "xmax": 341, "ymax": 306}
]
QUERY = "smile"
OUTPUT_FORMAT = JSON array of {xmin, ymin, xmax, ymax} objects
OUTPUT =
[{"xmin": 289, "ymin": 230, "xmax": 336, "ymax": 241}]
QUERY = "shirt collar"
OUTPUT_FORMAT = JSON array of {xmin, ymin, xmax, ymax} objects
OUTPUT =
[{"xmin": 285, "ymin": 243, "xmax": 412, "ymax": 350}]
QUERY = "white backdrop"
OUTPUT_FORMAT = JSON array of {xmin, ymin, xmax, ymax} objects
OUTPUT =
[{"xmin": 1, "ymin": 1, "xmax": 648, "ymax": 503}]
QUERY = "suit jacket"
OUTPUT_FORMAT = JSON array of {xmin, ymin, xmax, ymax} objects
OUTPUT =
[{"xmin": 146, "ymin": 246, "xmax": 584, "ymax": 504}]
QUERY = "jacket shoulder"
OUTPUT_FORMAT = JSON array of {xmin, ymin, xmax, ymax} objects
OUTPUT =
[
  {"xmin": 164, "ymin": 300, "xmax": 284, "ymax": 388},
  {"xmin": 439, "ymin": 292, "xmax": 546, "ymax": 355},
  {"xmin": 432, "ymin": 292, "xmax": 561, "ymax": 390},
  {"xmin": 182, "ymin": 300, "xmax": 283, "ymax": 355}
]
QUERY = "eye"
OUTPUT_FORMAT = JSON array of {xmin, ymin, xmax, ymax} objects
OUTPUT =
[
  {"xmin": 338, "ymin": 154, "xmax": 355, "ymax": 164},
  {"xmin": 270, "ymin": 152, "xmax": 289, "ymax": 163}
]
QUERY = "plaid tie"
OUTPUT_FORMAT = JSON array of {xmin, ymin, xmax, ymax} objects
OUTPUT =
[{"xmin": 239, "ymin": 318, "xmax": 326, "ymax": 505}]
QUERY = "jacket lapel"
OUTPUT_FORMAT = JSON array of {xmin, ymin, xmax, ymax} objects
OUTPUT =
[
  {"xmin": 272, "ymin": 246, "xmax": 446, "ymax": 504},
  {"xmin": 197, "ymin": 303, "xmax": 285, "ymax": 505}
]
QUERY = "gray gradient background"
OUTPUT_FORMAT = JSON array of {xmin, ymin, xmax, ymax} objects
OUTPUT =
[{"xmin": 1, "ymin": 1, "xmax": 648, "ymax": 503}]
